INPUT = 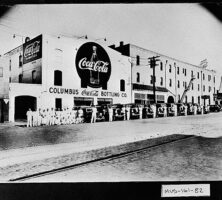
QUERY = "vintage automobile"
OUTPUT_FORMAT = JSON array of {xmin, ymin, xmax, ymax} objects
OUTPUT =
[
  {"xmin": 176, "ymin": 103, "xmax": 186, "ymax": 116},
  {"xmin": 130, "ymin": 104, "xmax": 140, "ymax": 120},
  {"xmin": 187, "ymin": 103, "xmax": 195, "ymax": 115},
  {"xmin": 166, "ymin": 103, "xmax": 175, "ymax": 117},
  {"xmin": 156, "ymin": 103, "xmax": 166, "ymax": 117},
  {"xmin": 143, "ymin": 104, "xmax": 154, "ymax": 118},
  {"xmin": 80, "ymin": 106, "xmax": 92, "ymax": 123},
  {"xmin": 112, "ymin": 104, "xmax": 125, "ymax": 121},
  {"xmin": 97, "ymin": 104, "xmax": 109, "ymax": 121},
  {"xmin": 195, "ymin": 104, "xmax": 202, "ymax": 115},
  {"xmin": 209, "ymin": 104, "xmax": 221, "ymax": 112},
  {"xmin": 203, "ymin": 105, "xmax": 210, "ymax": 114}
]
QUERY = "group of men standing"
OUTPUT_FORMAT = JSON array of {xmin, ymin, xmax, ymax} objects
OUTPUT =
[{"xmin": 26, "ymin": 107, "xmax": 84, "ymax": 127}]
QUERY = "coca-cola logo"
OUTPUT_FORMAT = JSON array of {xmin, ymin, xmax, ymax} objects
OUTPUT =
[
  {"xmin": 75, "ymin": 42, "xmax": 111, "ymax": 89},
  {"xmin": 24, "ymin": 41, "xmax": 40, "ymax": 59},
  {"xmin": 23, "ymin": 35, "xmax": 42, "ymax": 64}
]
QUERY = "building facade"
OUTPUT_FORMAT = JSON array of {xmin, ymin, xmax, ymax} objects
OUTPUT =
[
  {"xmin": 0, "ymin": 34, "xmax": 131, "ymax": 122},
  {"xmin": 110, "ymin": 42, "xmax": 216, "ymax": 106}
]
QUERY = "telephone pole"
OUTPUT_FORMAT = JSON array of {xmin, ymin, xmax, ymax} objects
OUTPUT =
[{"xmin": 148, "ymin": 56, "xmax": 160, "ymax": 104}]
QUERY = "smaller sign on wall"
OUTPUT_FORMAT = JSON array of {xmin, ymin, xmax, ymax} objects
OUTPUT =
[{"xmin": 23, "ymin": 35, "xmax": 42, "ymax": 64}]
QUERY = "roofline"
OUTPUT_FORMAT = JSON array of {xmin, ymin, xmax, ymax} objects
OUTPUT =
[{"xmin": 128, "ymin": 43, "xmax": 216, "ymax": 73}]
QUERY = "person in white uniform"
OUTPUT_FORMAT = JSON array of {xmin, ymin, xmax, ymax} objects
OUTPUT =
[
  {"xmin": 26, "ymin": 108, "xmax": 32, "ymax": 127},
  {"xmin": 91, "ymin": 105, "xmax": 97, "ymax": 123},
  {"xmin": 108, "ymin": 105, "xmax": 113, "ymax": 122},
  {"xmin": 126, "ymin": 105, "xmax": 130, "ymax": 120},
  {"xmin": 139, "ymin": 105, "xmax": 143, "ymax": 119}
]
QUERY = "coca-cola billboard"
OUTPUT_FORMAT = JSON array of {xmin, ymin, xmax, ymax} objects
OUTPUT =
[
  {"xmin": 75, "ymin": 42, "xmax": 111, "ymax": 89},
  {"xmin": 23, "ymin": 35, "xmax": 42, "ymax": 64}
]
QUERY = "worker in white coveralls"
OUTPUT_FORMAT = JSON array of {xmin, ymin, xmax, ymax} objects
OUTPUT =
[
  {"xmin": 108, "ymin": 105, "xmax": 113, "ymax": 122},
  {"xmin": 139, "ymin": 105, "xmax": 143, "ymax": 119},
  {"xmin": 32, "ymin": 110, "xmax": 38, "ymax": 127},
  {"xmin": 37, "ymin": 108, "xmax": 42, "ymax": 126},
  {"xmin": 126, "ymin": 105, "xmax": 130, "ymax": 120},
  {"xmin": 91, "ymin": 105, "xmax": 97, "ymax": 123},
  {"xmin": 26, "ymin": 108, "xmax": 32, "ymax": 127}
]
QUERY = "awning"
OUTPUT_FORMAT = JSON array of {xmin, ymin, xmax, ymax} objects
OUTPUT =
[{"xmin": 133, "ymin": 83, "xmax": 168, "ymax": 92}]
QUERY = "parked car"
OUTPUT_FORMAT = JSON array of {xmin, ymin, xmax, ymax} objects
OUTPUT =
[
  {"xmin": 143, "ymin": 104, "xmax": 154, "ymax": 118},
  {"xmin": 130, "ymin": 104, "xmax": 140, "ymax": 120},
  {"xmin": 156, "ymin": 103, "xmax": 166, "ymax": 117},
  {"xmin": 187, "ymin": 103, "xmax": 194, "ymax": 115},
  {"xmin": 113, "ymin": 104, "xmax": 125, "ymax": 121},
  {"xmin": 176, "ymin": 103, "xmax": 186, "ymax": 116},
  {"xmin": 166, "ymin": 103, "xmax": 175, "ymax": 117},
  {"xmin": 209, "ymin": 105, "xmax": 221, "ymax": 112}
]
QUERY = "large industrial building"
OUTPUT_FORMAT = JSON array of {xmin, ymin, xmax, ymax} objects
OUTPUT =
[
  {"xmin": 0, "ymin": 34, "xmax": 131, "ymax": 122},
  {"xmin": 110, "ymin": 42, "xmax": 216, "ymax": 106},
  {"xmin": 0, "ymin": 35, "xmax": 218, "ymax": 122}
]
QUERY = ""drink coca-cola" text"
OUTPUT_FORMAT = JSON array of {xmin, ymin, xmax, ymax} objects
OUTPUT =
[
  {"xmin": 24, "ymin": 41, "xmax": 40, "ymax": 59},
  {"xmin": 78, "ymin": 57, "xmax": 109, "ymax": 73}
]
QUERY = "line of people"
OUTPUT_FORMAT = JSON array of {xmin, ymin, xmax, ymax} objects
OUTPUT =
[{"xmin": 26, "ymin": 107, "xmax": 84, "ymax": 127}]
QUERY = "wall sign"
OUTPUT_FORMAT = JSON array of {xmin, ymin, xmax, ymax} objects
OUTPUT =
[
  {"xmin": 75, "ymin": 42, "xmax": 111, "ymax": 90},
  {"xmin": 23, "ymin": 35, "xmax": 42, "ymax": 64}
]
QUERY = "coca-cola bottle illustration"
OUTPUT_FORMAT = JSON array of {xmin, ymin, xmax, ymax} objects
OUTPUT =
[{"xmin": 90, "ymin": 46, "xmax": 99, "ymax": 85}]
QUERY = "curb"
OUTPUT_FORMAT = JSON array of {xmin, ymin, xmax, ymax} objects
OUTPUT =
[{"xmin": 1, "ymin": 134, "xmax": 191, "ymax": 181}]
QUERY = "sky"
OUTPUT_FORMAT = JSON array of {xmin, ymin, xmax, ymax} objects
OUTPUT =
[{"xmin": 0, "ymin": 4, "xmax": 222, "ymax": 88}]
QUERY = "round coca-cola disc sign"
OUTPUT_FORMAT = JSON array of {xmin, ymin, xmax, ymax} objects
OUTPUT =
[{"xmin": 75, "ymin": 42, "xmax": 111, "ymax": 89}]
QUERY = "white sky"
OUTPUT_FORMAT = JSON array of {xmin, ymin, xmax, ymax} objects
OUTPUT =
[{"xmin": 0, "ymin": 4, "xmax": 222, "ymax": 87}]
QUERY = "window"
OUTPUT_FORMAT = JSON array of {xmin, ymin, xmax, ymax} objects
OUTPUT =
[
  {"xmin": 192, "ymin": 96, "xmax": 194, "ymax": 104},
  {"xmin": 198, "ymin": 96, "xmax": 200, "ymax": 104},
  {"xmin": 208, "ymin": 75, "xmax": 211, "ymax": 81},
  {"xmin": 32, "ymin": 70, "xmax": 37, "ymax": 83},
  {"xmin": 120, "ymin": 79, "xmax": 125, "ymax": 92},
  {"xmin": 150, "ymin": 75, "xmax": 153, "ymax": 84},
  {"xmin": 169, "ymin": 64, "xmax": 172, "ymax": 73},
  {"xmin": 198, "ymin": 84, "xmax": 200, "ymax": 91},
  {"xmin": 203, "ymin": 85, "xmax": 205, "ymax": 92},
  {"xmin": 136, "ymin": 55, "xmax": 140, "ymax": 65},
  {"xmin": 178, "ymin": 95, "xmax": 180, "ymax": 101},
  {"xmin": 185, "ymin": 69, "xmax": 187, "ymax": 76},
  {"xmin": 0, "ymin": 67, "xmax": 3, "ymax": 77},
  {"xmin": 197, "ymin": 72, "xmax": 199, "ymax": 79},
  {"xmin": 209, "ymin": 86, "xmax": 211, "ymax": 92},
  {"xmin": 192, "ymin": 83, "xmax": 194, "ymax": 90},
  {"xmin": 136, "ymin": 72, "xmax": 140, "ymax": 83},
  {"xmin": 191, "ymin": 70, "xmax": 193, "ymax": 77},
  {"xmin": 160, "ymin": 62, "xmax": 163, "ymax": 71},
  {"xmin": 185, "ymin": 82, "xmax": 187, "ymax": 88},
  {"xmin": 160, "ymin": 77, "xmax": 163, "ymax": 86},
  {"xmin": 18, "ymin": 74, "xmax": 23, "ymax": 83},
  {"xmin": 214, "ymin": 76, "xmax": 215, "ymax": 83},
  {"xmin": 54, "ymin": 70, "xmax": 62, "ymax": 86},
  {"xmin": 183, "ymin": 68, "xmax": 184, "ymax": 74},
  {"xmin": 203, "ymin": 73, "xmax": 205, "ymax": 80},
  {"xmin": 214, "ymin": 87, "xmax": 215, "ymax": 93},
  {"xmin": 169, "ymin": 79, "xmax": 172, "ymax": 87},
  {"xmin": 9, "ymin": 77, "xmax": 11, "ymax": 83},
  {"xmin": 9, "ymin": 59, "xmax": 11, "ymax": 71},
  {"xmin": 19, "ymin": 55, "xmax": 22, "ymax": 67},
  {"xmin": 55, "ymin": 98, "xmax": 62, "ymax": 110},
  {"xmin": 177, "ymin": 67, "xmax": 179, "ymax": 75},
  {"xmin": 185, "ymin": 96, "xmax": 187, "ymax": 103},
  {"xmin": 177, "ymin": 80, "xmax": 180, "ymax": 88}
]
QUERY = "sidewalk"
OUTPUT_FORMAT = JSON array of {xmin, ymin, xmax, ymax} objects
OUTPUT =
[{"xmin": 0, "ymin": 113, "xmax": 221, "ymax": 182}]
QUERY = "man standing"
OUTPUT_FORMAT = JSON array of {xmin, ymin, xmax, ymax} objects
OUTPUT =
[
  {"xmin": 108, "ymin": 105, "xmax": 113, "ymax": 122},
  {"xmin": 91, "ymin": 105, "xmax": 97, "ymax": 123},
  {"xmin": 139, "ymin": 105, "xmax": 143, "ymax": 119},
  {"xmin": 26, "ymin": 108, "xmax": 32, "ymax": 127},
  {"xmin": 126, "ymin": 105, "xmax": 130, "ymax": 120}
]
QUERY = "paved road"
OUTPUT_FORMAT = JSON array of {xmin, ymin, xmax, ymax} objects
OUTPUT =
[
  {"xmin": 0, "ymin": 112, "xmax": 222, "ymax": 151},
  {"xmin": 25, "ymin": 135, "xmax": 222, "ymax": 182}
]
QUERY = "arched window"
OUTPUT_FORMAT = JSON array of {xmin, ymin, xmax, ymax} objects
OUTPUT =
[
  {"xmin": 177, "ymin": 80, "xmax": 180, "ymax": 88},
  {"xmin": 120, "ymin": 79, "xmax": 125, "ymax": 92},
  {"xmin": 32, "ymin": 70, "xmax": 37, "ymax": 83},
  {"xmin": 19, "ymin": 74, "xmax": 23, "ymax": 83},
  {"xmin": 136, "ymin": 55, "xmax": 140, "ymax": 65},
  {"xmin": 160, "ymin": 77, "xmax": 163, "ymax": 86},
  {"xmin": 136, "ymin": 72, "xmax": 140, "ymax": 83},
  {"xmin": 54, "ymin": 70, "xmax": 62, "ymax": 86}
]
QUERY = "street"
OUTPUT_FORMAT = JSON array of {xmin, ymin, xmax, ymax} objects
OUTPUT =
[
  {"xmin": 0, "ymin": 112, "xmax": 217, "ymax": 182},
  {"xmin": 23, "ymin": 134, "xmax": 222, "ymax": 182}
]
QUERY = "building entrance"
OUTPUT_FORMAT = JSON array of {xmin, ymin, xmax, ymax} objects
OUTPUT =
[
  {"xmin": 167, "ymin": 96, "xmax": 174, "ymax": 104},
  {"xmin": 15, "ymin": 96, "xmax": 37, "ymax": 120}
]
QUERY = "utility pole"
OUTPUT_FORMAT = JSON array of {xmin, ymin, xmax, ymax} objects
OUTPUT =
[{"xmin": 148, "ymin": 56, "xmax": 160, "ymax": 104}]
